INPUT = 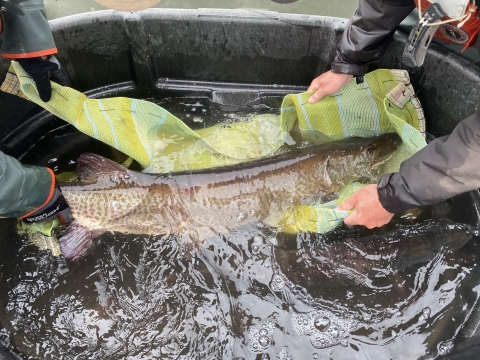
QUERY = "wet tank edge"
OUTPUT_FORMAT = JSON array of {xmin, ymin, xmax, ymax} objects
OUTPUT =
[{"xmin": 0, "ymin": 8, "xmax": 479, "ymax": 359}]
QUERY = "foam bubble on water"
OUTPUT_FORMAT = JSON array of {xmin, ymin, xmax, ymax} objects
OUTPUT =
[
  {"xmin": 292, "ymin": 310, "xmax": 357, "ymax": 349},
  {"xmin": 268, "ymin": 237, "xmax": 278, "ymax": 246},
  {"xmin": 253, "ymin": 236, "xmax": 263, "ymax": 245},
  {"xmin": 270, "ymin": 274, "xmax": 286, "ymax": 291},
  {"xmin": 252, "ymin": 236, "xmax": 264, "ymax": 253},
  {"xmin": 236, "ymin": 211, "xmax": 248, "ymax": 223},
  {"xmin": 247, "ymin": 319, "xmax": 276, "ymax": 353},
  {"xmin": 419, "ymin": 307, "xmax": 431, "ymax": 321},
  {"xmin": 438, "ymin": 339, "xmax": 455, "ymax": 356},
  {"xmin": 314, "ymin": 316, "xmax": 330, "ymax": 331},
  {"xmin": 276, "ymin": 346, "xmax": 290, "ymax": 360}
]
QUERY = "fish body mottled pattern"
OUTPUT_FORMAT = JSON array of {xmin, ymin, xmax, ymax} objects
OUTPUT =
[{"xmin": 60, "ymin": 133, "xmax": 401, "ymax": 237}]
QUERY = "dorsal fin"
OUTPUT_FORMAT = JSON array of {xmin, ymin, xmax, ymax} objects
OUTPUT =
[{"xmin": 76, "ymin": 153, "xmax": 128, "ymax": 183}]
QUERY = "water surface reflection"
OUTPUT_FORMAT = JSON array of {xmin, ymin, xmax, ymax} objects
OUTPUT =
[
  {"xmin": 0, "ymin": 98, "xmax": 478, "ymax": 359},
  {"xmin": 0, "ymin": 213, "xmax": 478, "ymax": 359}
]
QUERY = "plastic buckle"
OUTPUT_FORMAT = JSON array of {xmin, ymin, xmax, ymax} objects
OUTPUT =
[{"xmin": 402, "ymin": 3, "xmax": 446, "ymax": 68}]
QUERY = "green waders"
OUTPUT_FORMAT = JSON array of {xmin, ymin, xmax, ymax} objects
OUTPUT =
[
  {"xmin": 0, "ymin": 0, "xmax": 57, "ymax": 58},
  {"xmin": 0, "ymin": 151, "xmax": 53, "ymax": 218},
  {"xmin": 0, "ymin": 0, "xmax": 57, "ymax": 219}
]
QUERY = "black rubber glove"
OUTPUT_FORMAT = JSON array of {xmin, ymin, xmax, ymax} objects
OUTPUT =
[
  {"xmin": 17, "ymin": 55, "xmax": 70, "ymax": 102},
  {"xmin": 23, "ymin": 182, "xmax": 72, "ymax": 225},
  {"xmin": 48, "ymin": 55, "xmax": 71, "ymax": 87}
]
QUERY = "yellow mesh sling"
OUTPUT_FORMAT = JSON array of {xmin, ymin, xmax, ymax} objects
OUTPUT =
[{"xmin": 3, "ymin": 62, "xmax": 427, "ymax": 234}]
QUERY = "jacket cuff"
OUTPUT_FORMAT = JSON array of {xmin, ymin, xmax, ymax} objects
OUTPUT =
[
  {"xmin": 331, "ymin": 53, "xmax": 368, "ymax": 76},
  {"xmin": 377, "ymin": 173, "xmax": 404, "ymax": 213}
]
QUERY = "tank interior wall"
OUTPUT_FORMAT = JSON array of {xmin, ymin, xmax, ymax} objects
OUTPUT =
[{"xmin": 1, "ymin": 9, "xmax": 479, "ymax": 157}]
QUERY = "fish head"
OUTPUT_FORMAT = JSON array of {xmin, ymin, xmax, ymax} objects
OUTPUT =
[{"xmin": 366, "ymin": 133, "xmax": 402, "ymax": 170}]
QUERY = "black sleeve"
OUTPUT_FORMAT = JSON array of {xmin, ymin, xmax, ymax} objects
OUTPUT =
[
  {"xmin": 331, "ymin": 0, "xmax": 416, "ymax": 75},
  {"xmin": 377, "ymin": 107, "xmax": 480, "ymax": 212}
]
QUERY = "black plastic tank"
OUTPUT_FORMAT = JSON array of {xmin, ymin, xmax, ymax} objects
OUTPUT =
[{"xmin": 0, "ymin": 9, "xmax": 479, "ymax": 359}]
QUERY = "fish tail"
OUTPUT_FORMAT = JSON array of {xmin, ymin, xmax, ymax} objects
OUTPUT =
[{"xmin": 59, "ymin": 222, "xmax": 93, "ymax": 261}]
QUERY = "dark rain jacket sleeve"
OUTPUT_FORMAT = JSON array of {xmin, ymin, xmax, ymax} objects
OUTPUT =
[
  {"xmin": 0, "ymin": 151, "xmax": 54, "ymax": 218},
  {"xmin": 331, "ymin": 0, "xmax": 480, "ymax": 212},
  {"xmin": 0, "ymin": 0, "xmax": 57, "ymax": 58},
  {"xmin": 377, "ymin": 109, "xmax": 480, "ymax": 213},
  {"xmin": 331, "ymin": 0, "xmax": 415, "ymax": 75}
]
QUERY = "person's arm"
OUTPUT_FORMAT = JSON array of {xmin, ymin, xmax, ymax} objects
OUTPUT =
[
  {"xmin": 308, "ymin": 0, "xmax": 416, "ymax": 103},
  {"xmin": 0, "ymin": 0, "xmax": 70, "ymax": 101},
  {"xmin": 332, "ymin": 0, "xmax": 416, "ymax": 75},
  {"xmin": 378, "ymin": 109, "xmax": 480, "ymax": 212},
  {"xmin": 337, "ymin": 108, "xmax": 480, "ymax": 227},
  {"xmin": 0, "ymin": 151, "xmax": 70, "ymax": 223},
  {"xmin": 0, "ymin": 0, "xmax": 57, "ymax": 59}
]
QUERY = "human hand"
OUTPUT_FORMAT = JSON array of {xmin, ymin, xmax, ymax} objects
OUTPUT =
[
  {"xmin": 335, "ymin": 184, "xmax": 394, "ymax": 229},
  {"xmin": 307, "ymin": 71, "xmax": 353, "ymax": 104},
  {"xmin": 17, "ymin": 55, "xmax": 70, "ymax": 102}
]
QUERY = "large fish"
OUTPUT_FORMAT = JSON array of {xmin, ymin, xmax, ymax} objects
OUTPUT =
[{"xmin": 59, "ymin": 133, "xmax": 401, "ymax": 260}]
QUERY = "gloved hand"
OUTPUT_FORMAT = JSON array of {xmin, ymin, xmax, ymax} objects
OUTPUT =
[
  {"xmin": 17, "ymin": 55, "xmax": 71, "ymax": 102},
  {"xmin": 23, "ymin": 182, "xmax": 72, "ymax": 225}
]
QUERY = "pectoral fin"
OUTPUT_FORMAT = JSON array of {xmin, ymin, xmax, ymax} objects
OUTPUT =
[{"xmin": 59, "ymin": 221, "xmax": 97, "ymax": 261}]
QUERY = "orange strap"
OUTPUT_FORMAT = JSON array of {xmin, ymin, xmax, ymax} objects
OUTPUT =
[
  {"xmin": 20, "ymin": 168, "xmax": 56, "ymax": 219},
  {"xmin": 1, "ymin": 48, "xmax": 58, "ymax": 59}
]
